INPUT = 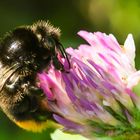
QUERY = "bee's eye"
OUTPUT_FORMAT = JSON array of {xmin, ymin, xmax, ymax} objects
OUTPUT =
[
  {"xmin": 47, "ymin": 37, "xmax": 56, "ymax": 47},
  {"xmin": 42, "ymin": 36, "xmax": 56, "ymax": 50}
]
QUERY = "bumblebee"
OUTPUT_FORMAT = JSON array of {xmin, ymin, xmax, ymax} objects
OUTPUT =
[{"xmin": 0, "ymin": 21, "xmax": 68, "ymax": 132}]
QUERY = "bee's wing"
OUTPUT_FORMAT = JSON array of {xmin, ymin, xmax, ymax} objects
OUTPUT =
[{"xmin": 0, "ymin": 63, "xmax": 19, "ymax": 92}]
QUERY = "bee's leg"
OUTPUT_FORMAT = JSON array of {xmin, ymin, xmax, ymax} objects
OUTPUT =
[{"xmin": 28, "ymin": 86, "xmax": 45, "ymax": 98}]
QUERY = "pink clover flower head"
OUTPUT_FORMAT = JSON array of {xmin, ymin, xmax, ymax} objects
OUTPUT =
[{"xmin": 38, "ymin": 31, "xmax": 140, "ymax": 138}]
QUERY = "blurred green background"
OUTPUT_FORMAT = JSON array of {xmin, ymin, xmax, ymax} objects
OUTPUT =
[{"xmin": 0, "ymin": 0, "xmax": 140, "ymax": 139}]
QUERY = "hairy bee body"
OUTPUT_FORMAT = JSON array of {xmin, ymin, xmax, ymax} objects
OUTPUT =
[{"xmin": 0, "ymin": 21, "xmax": 65, "ymax": 132}]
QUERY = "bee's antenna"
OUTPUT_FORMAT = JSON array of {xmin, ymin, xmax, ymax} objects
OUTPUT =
[{"xmin": 57, "ymin": 42, "xmax": 71, "ymax": 69}]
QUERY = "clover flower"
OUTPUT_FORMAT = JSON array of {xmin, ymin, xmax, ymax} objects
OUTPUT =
[{"xmin": 38, "ymin": 31, "xmax": 140, "ymax": 139}]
